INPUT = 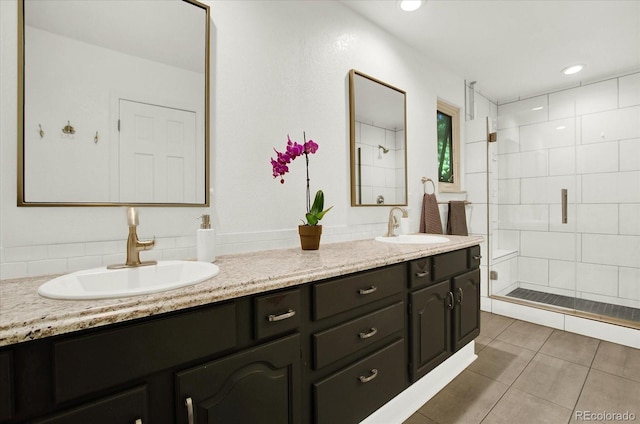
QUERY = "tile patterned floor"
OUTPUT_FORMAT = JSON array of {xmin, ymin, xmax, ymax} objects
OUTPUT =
[
  {"xmin": 506, "ymin": 287, "xmax": 640, "ymax": 323},
  {"xmin": 404, "ymin": 312, "xmax": 640, "ymax": 424}
]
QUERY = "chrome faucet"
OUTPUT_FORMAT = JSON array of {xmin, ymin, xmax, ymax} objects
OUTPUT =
[
  {"xmin": 107, "ymin": 207, "xmax": 157, "ymax": 269},
  {"xmin": 386, "ymin": 207, "xmax": 408, "ymax": 237}
]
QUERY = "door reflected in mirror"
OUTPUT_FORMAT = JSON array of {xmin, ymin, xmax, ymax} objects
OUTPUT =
[
  {"xmin": 18, "ymin": 0, "xmax": 210, "ymax": 206},
  {"xmin": 349, "ymin": 70, "xmax": 407, "ymax": 206}
]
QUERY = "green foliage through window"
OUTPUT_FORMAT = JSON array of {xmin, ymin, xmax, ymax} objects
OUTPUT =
[{"xmin": 437, "ymin": 111, "xmax": 453, "ymax": 183}]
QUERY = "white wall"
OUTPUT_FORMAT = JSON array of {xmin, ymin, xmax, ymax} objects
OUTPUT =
[
  {"xmin": 0, "ymin": 0, "xmax": 466, "ymax": 279},
  {"xmin": 495, "ymin": 72, "xmax": 640, "ymax": 308}
]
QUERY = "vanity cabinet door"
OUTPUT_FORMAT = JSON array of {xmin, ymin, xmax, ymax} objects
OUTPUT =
[
  {"xmin": 452, "ymin": 268, "xmax": 481, "ymax": 352},
  {"xmin": 410, "ymin": 281, "xmax": 452, "ymax": 381},
  {"xmin": 32, "ymin": 386, "xmax": 148, "ymax": 424},
  {"xmin": 176, "ymin": 333, "xmax": 300, "ymax": 424}
]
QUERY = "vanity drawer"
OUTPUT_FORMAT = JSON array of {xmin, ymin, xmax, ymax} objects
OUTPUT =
[
  {"xmin": 54, "ymin": 303, "xmax": 237, "ymax": 403},
  {"xmin": 313, "ymin": 302, "xmax": 404, "ymax": 369},
  {"xmin": 313, "ymin": 339, "xmax": 405, "ymax": 424},
  {"xmin": 432, "ymin": 248, "xmax": 469, "ymax": 281},
  {"xmin": 254, "ymin": 288, "xmax": 301, "ymax": 341},
  {"xmin": 469, "ymin": 245, "xmax": 482, "ymax": 269},
  {"xmin": 409, "ymin": 256, "xmax": 433, "ymax": 288},
  {"xmin": 33, "ymin": 386, "xmax": 148, "ymax": 424},
  {"xmin": 313, "ymin": 264, "xmax": 405, "ymax": 320}
]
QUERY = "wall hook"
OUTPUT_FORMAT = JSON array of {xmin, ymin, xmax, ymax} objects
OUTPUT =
[
  {"xmin": 38, "ymin": 124, "xmax": 44, "ymax": 138},
  {"xmin": 62, "ymin": 121, "xmax": 75, "ymax": 135},
  {"xmin": 94, "ymin": 131, "xmax": 99, "ymax": 144}
]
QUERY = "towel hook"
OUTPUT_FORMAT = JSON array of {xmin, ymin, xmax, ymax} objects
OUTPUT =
[{"xmin": 421, "ymin": 177, "xmax": 436, "ymax": 194}]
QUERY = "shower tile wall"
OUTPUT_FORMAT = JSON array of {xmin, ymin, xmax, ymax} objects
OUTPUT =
[
  {"xmin": 495, "ymin": 72, "xmax": 640, "ymax": 309},
  {"xmin": 354, "ymin": 120, "xmax": 406, "ymax": 205}
]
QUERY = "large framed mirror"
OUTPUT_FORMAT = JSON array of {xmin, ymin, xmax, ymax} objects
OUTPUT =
[
  {"xmin": 349, "ymin": 70, "xmax": 407, "ymax": 206},
  {"xmin": 17, "ymin": 0, "xmax": 210, "ymax": 206}
]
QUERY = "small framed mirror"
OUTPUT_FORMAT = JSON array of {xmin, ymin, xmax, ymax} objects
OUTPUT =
[
  {"xmin": 349, "ymin": 70, "xmax": 407, "ymax": 206},
  {"xmin": 18, "ymin": 0, "xmax": 210, "ymax": 206}
]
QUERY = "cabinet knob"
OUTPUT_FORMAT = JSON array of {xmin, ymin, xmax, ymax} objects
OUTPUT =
[
  {"xmin": 358, "ymin": 327, "xmax": 378, "ymax": 339},
  {"xmin": 185, "ymin": 397, "xmax": 194, "ymax": 424},
  {"xmin": 358, "ymin": 368, "xmax": 378, "ymax": 383},
  {"xmin": 358, "ymin": 285, "xmax": 378, "ymax": 295},
  {"xmin": 268, "ymin": 309, "xmax": 296, "ymax": 322}
]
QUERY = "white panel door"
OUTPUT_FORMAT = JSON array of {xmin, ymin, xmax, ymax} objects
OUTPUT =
[{"xmin": 119, "ymin": 100, "xmax": 197, "ymax": 203}]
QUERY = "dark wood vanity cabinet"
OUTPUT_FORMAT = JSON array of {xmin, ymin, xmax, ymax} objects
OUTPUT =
[
  {"xmin": 309, "ymin": 264, "xmax": 407, "ymax": 424},
  {"xmin": 409, "ymin": 247, "xmax": 481, "ymax": 381},
  {"xmin": 0, "ymin": 244, "xmax": 480, "ymax": 424},
  {"xmin": 176, "ymin": 333, "xmax": 301, "ymax": 424},
  {"xmin": 31, "ymin": 387, "xmax": 148, "ymax": 424},
  {"xmin": 0, "ymin": 352, "xmax": 12, "ymax": 421}
]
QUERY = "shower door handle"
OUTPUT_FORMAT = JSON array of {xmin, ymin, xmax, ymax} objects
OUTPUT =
[{"xmin": 561, "ymin": 189, "xmax": 568, "ymax": 224}]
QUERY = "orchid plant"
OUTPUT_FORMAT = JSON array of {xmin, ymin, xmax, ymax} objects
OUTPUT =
[{"xmin": 271, "ymin": 132, "xmax": 332, "ymax": 226}]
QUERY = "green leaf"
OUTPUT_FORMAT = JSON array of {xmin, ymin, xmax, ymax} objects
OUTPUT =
[
  {"xmin": 310, "ymin": 190, "xmax": 324, "ymax": 215},
  {"xmin": 314, "ymin": 205, "xmax": 333, "ymax": 221},
  {"xmin": 305, "ymin": 190, "xmax": 332, "ymax": 225}
]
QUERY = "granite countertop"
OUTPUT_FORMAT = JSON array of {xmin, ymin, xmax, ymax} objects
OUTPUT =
[{"xmin": 0, "ymin": 236, "xmax": 483, "ymax": 347}]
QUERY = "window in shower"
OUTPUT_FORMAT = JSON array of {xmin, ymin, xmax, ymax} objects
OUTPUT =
[{"xmin": 437, "ymin": 99, "xmax": 460, "ymax": 192}]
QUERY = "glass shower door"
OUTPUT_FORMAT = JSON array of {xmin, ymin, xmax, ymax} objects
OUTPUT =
[{"xmin": 488, "ymin": 98, "xmax": 579, "ymax": 315}]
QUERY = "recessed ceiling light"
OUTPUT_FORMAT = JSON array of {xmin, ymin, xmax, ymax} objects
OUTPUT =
[
  {"xmin": 562, "ymin": 64, "xmax": 584, "ymax": 75},
  {"xmin": 556, "ymin": 126, "xmax": 567, "ymax": 130},
  {"xmin": 532, "ymin": 106, "xmax": 544, "ymax": 111},
  {"xmin": 398, "ymin": 0, "xmax": 423, "ymax": 12}
]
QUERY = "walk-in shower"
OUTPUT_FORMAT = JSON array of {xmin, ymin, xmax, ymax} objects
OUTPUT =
[{"xmin": 487, "ymin": 72, "xmax": 640, "ymax": 331}]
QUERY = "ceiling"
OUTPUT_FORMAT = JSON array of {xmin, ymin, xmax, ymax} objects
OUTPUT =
[{"xmin": 341, "ymin": 0, "xmax": 640, "ymax": 104}]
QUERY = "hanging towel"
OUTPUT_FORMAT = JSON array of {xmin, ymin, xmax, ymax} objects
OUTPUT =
[
  {"xmin": 447, "ymin": 201, "xmax": 468, "ymax": 236},
  {"xmin": 419, "ymin": 193, "xmax": 443, "ymax": 234}
]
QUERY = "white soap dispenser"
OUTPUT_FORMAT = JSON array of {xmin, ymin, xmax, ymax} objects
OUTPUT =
[{"xmin": 197, "ymin": 214, "xmax": 215, "ymax": 262}]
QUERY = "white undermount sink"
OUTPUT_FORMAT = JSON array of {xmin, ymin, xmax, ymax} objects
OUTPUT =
[
  {"xmin": 38, "ymin": 260, "xmax": 219, "ymax": 300},
  {"xmin": 375, "ymin": 234, "xmax": 450, "ymax": 244}
]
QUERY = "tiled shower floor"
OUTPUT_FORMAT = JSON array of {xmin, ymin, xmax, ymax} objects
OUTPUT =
[{"xmin": 506, "ymin": 287, "xmax": 640, "ymax": 323}]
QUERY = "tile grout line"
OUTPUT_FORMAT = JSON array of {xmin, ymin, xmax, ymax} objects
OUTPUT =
[
  {"xmin": 567, "ymin": 339, "xmax": 602, "ymax": 424},
  {"xmin": 478, "ymin": 317, "xmax": 549, "ymax": 423}
]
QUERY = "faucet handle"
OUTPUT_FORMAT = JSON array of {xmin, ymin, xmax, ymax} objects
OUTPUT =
[{"xmin": 127, "ymin": 207, "xmax": 139, "ymax": 227}]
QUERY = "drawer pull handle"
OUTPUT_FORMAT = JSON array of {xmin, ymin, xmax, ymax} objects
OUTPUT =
[
  {"xmin": 457, "ymin": 287, "xmax": 464, "ymax": 304},
  {"xmin": 358, "ymin": 327, "xmax": 378, "ymax": 339},
  {"xmin": 473, "ymin": 255, "xmax": 482, "ymax": 260},
  {"xmin": 359, "ymin": 368, "xmax": 378, "ymax": 383},
  {"xmin": 268, "ymin": 309, "xmax": 296, "ymax": 322},
  {"xmin": 358, "ymin": 286, "xmax": 378, "ymax": 295},
  {"xmin": 415, "ymin": 271, "xmax": 429, "ymax": 278},
  {"xmin": 448, "ymin": 292, "xmax": 454, "ymax": 310},
  {"xmin": 185, "ymin": 397, "xmax": 194, "ymax": 424}
]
